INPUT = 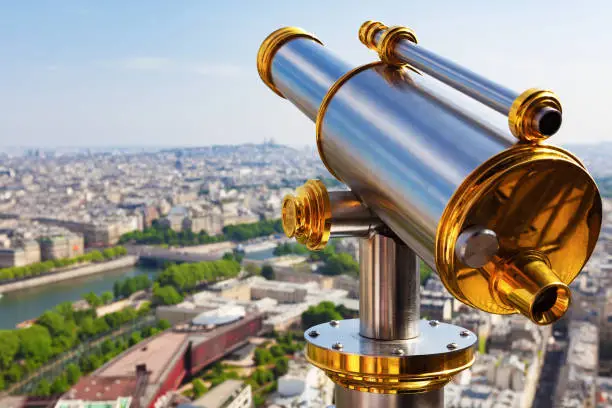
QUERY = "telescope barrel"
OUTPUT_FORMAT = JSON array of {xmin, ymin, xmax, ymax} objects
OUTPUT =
[
  {"xmin": 258, "ymin": 28, "xmax": 351, "ymax": 120},
  {"xmin": 359, "ymin": 21, "xmax": 563, "ymax": 142},
  {"xmin": 258, "ymin": 26, "xmax": 601, "ymax": 325}
]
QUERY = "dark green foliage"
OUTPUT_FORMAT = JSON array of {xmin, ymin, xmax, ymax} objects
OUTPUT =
[
  {"xmin": 0, "ymin": 331, "xmax": 19, "ymax": 370},
  {"xmin": 66, "ymin": 363, "xmax": 81, "ymax": 385},
  {"xmin": 301, "ymin": 301, "xmax": 343, "ymax": 331},
  {"xmin": 155, "ymin": 259, "xmax": 241, "ymax": 291},
  {"xmin": 317, "ymin": 252, "xmax": 358, "ymax": 277},
  {"xmin": 192, "ymin": 378, "xmax": 208, "ymax": 398},
  {"xmin": 129, "ymin": 331, "xmax": 142, "ymax": 346},
  {"xmin": 152, "ymin": 285, "xmax": 183, "ymax": 305},
  {"xmin": 0, "ymin": 245, "xmax": 128, "ymax": 282},
  {"xmin": 254, "ymin": 348, "xmax": 274, "ymax": 366},
  {"xmin": 269, "ymin": 345, "xmax": 284, "ymax": 358},
  {"xmin": 79, "ymin": 354, "xmax": 102, "ymax": 372},
  {"xmin": 120, "ymin": 219, "xmax": 283, "ymax": 246},
  {"xmin": 113, "ymin": 274, "xmax": 151, "ymax": 298},
  {"xmin": 252, "ymin": 368, "xmax": 275, "ymax": 385},
  {"xmin": 100, "ymin": 291, "xmax": 114, "ymax": 305},
  {"xmin": 273, "ymin": 242, "xmax": 309, "ymax": 256},
  {"xmin": 157, "ymin": 319, "xmax": 171, "ymax": 331},
  {"xmin": 83, "ymin": 291, "xmax": 102, "ymax": 307},
  {"xmin": 253, "ymin": 394, "xmax": 266, "ymax": 407},
  {"xmin": 33, "ymin": 378, "xmax": 51, "ymax": 397},
  {"xmin": 261, "ymin": 264, "xmax": 274, "ymax": 280},
  {"xmin": 50, "ymin": 375, "xmax": 69, "ymax": 395},
  {"xmin": 222, "ymin": 219, "xmax": 283, "ymax": 242},
  {"xmin": 18, "ymin": 325, "xmax": 53, "ymax": 363},
  {"xmin": 273, "ymin": 357, "xmax": 289, "ymax": 377}
]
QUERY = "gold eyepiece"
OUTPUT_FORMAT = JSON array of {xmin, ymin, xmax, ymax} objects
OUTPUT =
[
  {"xmin": 281, "ymin": 180, "xmax": 331, "ymax": 250},
  {"xmin": 508, "ymin": 88, "xmax": 562, "ymax": 142},
  {"xmin": 493, "ymin": 252, "xmax": 571, "ymax": 325}
]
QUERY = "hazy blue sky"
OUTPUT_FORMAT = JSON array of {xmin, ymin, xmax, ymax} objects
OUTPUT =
[{"xmin": 0, "ymin": 0, "xmax": 610, "ymax": 147}]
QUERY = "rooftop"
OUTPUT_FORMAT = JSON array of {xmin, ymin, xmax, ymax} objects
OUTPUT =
[
  {"xmin": 64, "ymin": 376, "xmax": 137, "ymax": 402},
  {"xmin": 190, "ymin": 380, "xmax": 245, "ymax": 408},
  {"xmin": 96, "ymin": 332, "xmax": 189, "ymax": 383}
]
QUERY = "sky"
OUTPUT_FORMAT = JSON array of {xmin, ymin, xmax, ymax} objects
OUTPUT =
[{"xmin": 0, "ymin": 0, "xmax": 611, "ymax": 148}]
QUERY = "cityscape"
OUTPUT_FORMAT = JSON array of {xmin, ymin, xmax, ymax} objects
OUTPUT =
[
  {"xmin": 0, "ymin": 142, "xmax": 609, "ymax": 408},
  {"xmin": 2, "ymin": 2, "xmax": 612, "ymax": 408}
]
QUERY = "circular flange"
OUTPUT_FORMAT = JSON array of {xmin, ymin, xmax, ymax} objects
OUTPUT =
[{"xmin": 304, "ymin": 319, "xmax": 476, "ymax": 394}]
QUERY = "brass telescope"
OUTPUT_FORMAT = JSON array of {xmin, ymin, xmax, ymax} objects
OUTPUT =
[{"xmin": 257, "ymin": 20, "xmax": 601, "ymax": 406}]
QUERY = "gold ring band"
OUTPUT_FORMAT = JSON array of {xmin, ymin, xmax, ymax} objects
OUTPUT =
[
  {"xmin": 508, "ymin": 88, "xmax": 562, "ymax": 142},
  {"xmin": 377, "ymin": 26, "xmax": 418, "ymax": 66},
  {"xmin": 257, "ymin": 27, "xmax": 322, "ymax": 98}
]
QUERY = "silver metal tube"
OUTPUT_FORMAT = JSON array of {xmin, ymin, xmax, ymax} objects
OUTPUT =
[
  {"xmin": 271, "ymin": 38, "xmax": 351, "ymax": 120},
  {"xmin": 359, "ymin": 234, "xmax": 420, "ymax": 340},
  {"xmin": 335, "ymin": 384, "xmax": 444, "ymax": 408},
  {"xmin": 372, "ymin": 31, "xmax": 517, "ymax": 115},
  {"xmin": 268, "ymin": 38, "xmax": 514, "ymax": 267},
  {"xmin": 329, "ymin": 190, "xmax": 380, "ymax": 237},
  {"xmin": 321, "ymin": 63, "xmax": 512, "ymax": 267}
]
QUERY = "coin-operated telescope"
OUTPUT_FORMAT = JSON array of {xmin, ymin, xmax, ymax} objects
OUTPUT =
[{"xmin": 257, "ymin": 21, "xmax": 601, "ymax": 407}]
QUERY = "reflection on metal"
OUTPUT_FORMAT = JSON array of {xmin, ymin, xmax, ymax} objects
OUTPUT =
[
  {"xmin": 335, "ymin": 384, "xmax": 444, "ymax": 408},
  {"xmin": 257, "ymin": 20, "xmax": 601, "ymax": 405},
  {"xmin": 358, "ymin": 21, "xmax": 562, "ymax": 142},
  {"xmin": 359, "ymin": 235, "xmax": 420, "ymax": 340},
  {"xmin": 281, "ymin": 180, "xmax": 380, "ymax": 250},
  {"xmin": 305, "ymin": 319, "xmax": 476, "ymax": 393}
]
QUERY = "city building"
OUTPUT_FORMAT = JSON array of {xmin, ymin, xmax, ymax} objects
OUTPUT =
[
  {"xmin": 269, "ymin": 359, "xmax": 334, "ymax": 407},
  {"xmin": 181, "ymin": 380, "xmax": 251, "ymax": 408},
  {"xmin": 60, "ymin": 313, "xmax": 263, "ymax": 408}
]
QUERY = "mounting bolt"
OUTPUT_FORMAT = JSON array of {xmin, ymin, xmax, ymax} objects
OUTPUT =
[
  {"xmin": 460, "ymin": 330, "xmax": 470, "ymax": 337},
  {"xmin": 332, "ymin": 342, "xmax": 344, "ymax": 350},
  {"xmin": 392, "ymin": 348, "xmax": 405, "ymax": 356},
  {"xmin": 308, "ymin": 330, "xmax": 320, "ymax": 338},
  {"xmin": 429, "ymin": 320, "xmax": 440, "ymax": 327},
  {"xmin": 330, "ymin": 320, "xmax": 340, "ymax": 327},
  {"xmin": 447, "ymin": 343, "xmax": 458, "ymax": 350}
]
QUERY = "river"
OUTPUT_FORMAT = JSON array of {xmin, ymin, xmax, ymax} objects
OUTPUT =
[
  {"xmin": 0, "ymin": 265, "xmax": 161, "ymax": 330},
  {"xmin": 0, "ymin": 247, "xmax": 277, "ymax": 330}
]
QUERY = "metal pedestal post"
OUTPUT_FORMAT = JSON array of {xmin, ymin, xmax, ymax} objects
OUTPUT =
[
  {"xmin": 299, "ymin": 189, "xmax": 476, "ymax": 408},
  {"xmin": 335, "ymin": 384, "xmax": 444, "ymax": 408},
  {"xmin": 332, "ymin": 234, "xmax": 443, "ymax": 408}
]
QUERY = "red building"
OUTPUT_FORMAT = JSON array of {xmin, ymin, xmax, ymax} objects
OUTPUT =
[{"xmin": 59, "ymin": 313, "xmax": 263, "ymax": 408}]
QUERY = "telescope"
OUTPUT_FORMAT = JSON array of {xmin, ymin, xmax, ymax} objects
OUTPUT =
[{"xmin": 257, "ymin": 21, "xmax": 601, "ymax": 407}]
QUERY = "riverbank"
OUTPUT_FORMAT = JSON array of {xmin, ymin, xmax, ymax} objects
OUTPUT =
[{"xmin": 0, "ymin": 256, "xmax": 138, "ymax": 294}]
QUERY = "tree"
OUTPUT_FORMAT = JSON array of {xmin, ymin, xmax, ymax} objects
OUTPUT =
[
  {"xmin": 18, "ymin": 325, "xmax": 52, "ymax": 363},
  {"xmin": 101, "ymin": 291, "xmax": 114, "ymax": 305},
  {"xmin": 192, "ymin": 378, "xmax": 208, "ymax": 398},
  {"xmin": 273, "ymin": 357, "xmax": 289, "ymax": 377},
  {"xmin": 66, "ymin": 363, "xmax": 82, "ymax": 385},
  {"xmin": 129, "ymin": 331, "xmax": 142, "ymax": 346},
  {"xmin": 51, "ymin": 375, "xmax": 69, "ymax": 395},
  {"xmin": 102, "ymin": 248, "xmax": 116, "ymax": 259},
  {"xmin": 270, "ymin": 345, "xmax": 284, "ymax": 358},
  {"xmin": 261, "ymin": 264, "xmax": 275, "ymax": 280},
  {"xmin": 79, "ymin": 354, "xmax": 102, "ymax": 373},
  {"xmin": 157, "ymin": 319, "xmax": 171, "ymax": 331},
  {"xmin": 152, "ymin": 285, "xmax": 183, "ymax": 306},
  {"xmin": 33, "ymin": 379, "xmax": 51, "ymax": 397},
  {"xmin": 254, "ymin": 348, "xmax": 274, "ymax": 366},
  {"xmin": 301, "ymin": 302, "xmax": 343, "ymax": 330},
  {"xmin": 83, "ymin": 291, "xmax": 102, "ymax": 308},
  {"xmin": 0, "ymin": 331, "xmax": 20, "ymax": 370},
  {"xmin": 89, "ymin": 250, "xmax": 105, "ymax": 263}
]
